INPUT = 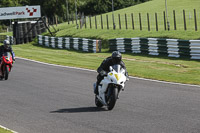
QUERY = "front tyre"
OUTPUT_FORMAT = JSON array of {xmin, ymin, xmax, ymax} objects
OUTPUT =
[
  {"xmin": 95, "ymin": 95, "xmax": 103, "ymax": 108},
  {"xmin": 4, "ymin": 66, "xmax": 9, "ymax": 80},
  {"xmin": 107, "ymin": 88, "xmax": 118, "ymax": 110}
]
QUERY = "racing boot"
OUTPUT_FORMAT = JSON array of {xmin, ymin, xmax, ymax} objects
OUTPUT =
[{"xmin": 93, "ymin": 82, "xmax": 99, "ymax": 95}]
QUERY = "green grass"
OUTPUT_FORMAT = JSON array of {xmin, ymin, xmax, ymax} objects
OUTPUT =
[
  {"xmin": 45, "ymin": 0, "xmax": 200, "ymax": 48},
  {"xmin": 0, "ymin": 32, "xmax": 12, "ymax": 36},
  {"xmin": 0, "ymin": 127, "xmax": 13, "ymax": 133},
  {"xmin": 89, "ymin": 0, "xmax": 200, "ymax": 31},
  {"xmin": 11, "ymin": 42, "xmax": 200, "ymax": 85},
  {"xmin": 49, "ymin": 23, "xmax": 200, "ymax": 49}
]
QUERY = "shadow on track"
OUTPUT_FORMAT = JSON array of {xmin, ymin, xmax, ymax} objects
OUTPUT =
[{"xmin": 50, "ymin": 107, "xmax": 107, "ymax": 113}]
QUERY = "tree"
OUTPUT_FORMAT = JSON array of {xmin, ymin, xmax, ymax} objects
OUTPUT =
[
  {"xmin": 0, "ymin": 0, "xmax": 16, "ymax": 7},
  {"xmin": 0, "ymin": 0, "xmax": 150, "ymax": 27},
  {"xmin": 78, "ymin": 0, "xmax": 136, "ymax": 15}
]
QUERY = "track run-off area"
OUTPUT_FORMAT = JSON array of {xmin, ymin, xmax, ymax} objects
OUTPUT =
[{"xmin": 0, "ymin": 58, "xmax": 200, "ymax": 133}]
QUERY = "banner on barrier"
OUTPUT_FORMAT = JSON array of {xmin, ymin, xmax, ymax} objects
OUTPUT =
[{"xmin": 0, "ymin": 5, "xmax": 41, "ymax": 20}]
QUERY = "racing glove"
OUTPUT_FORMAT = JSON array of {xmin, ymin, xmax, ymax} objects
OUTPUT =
[{"xmin": 100, "ymin": 70, "xmax": 107, "ymax": 76}]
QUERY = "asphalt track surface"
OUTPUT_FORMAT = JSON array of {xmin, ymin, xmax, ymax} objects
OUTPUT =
[{"xmin": 0, "ymin": 58, "xmax": 200, "ymax": 133}]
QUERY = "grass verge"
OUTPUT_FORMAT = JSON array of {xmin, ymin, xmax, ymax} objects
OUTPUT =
[
  {"xmin": 0, "ymin": 127, "xmax": 13, "ymax": 133},
  {"xmin": 12, "ymin": 42, "xmax": 200, "ymax": 85}
]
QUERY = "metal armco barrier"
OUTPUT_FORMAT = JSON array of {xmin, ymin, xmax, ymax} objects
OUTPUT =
[
  {"xmin": 109, "ymin": 38, "xmax": 200, "ymax": 60},
  {"xmin": 38, "ymin": 35, "xmax": 101, "ymax": 53}
]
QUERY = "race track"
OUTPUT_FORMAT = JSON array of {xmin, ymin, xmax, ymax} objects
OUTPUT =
[{"xmin": 0, "ymin": 58, "xmax": 200, "ymax": 133}]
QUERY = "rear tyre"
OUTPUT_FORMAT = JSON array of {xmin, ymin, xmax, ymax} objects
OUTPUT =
[
  {"xmin": 95, "ymin": 95, "xmax": 103, "ymax": 107},
  {"xmin": 4, "ymin": 66, "xmax": 9, "ymax": 80},
  {"xmin": 107, "ymin": 88, "xmax": 118, "ymax": 110}
]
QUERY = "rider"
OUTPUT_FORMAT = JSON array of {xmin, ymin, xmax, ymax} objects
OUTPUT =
[
  {"xmin": 94, "ymin": 51, "xmax": 128, "ymax": 95},
  {"xmin": 0, "ymin": 39, "xmax": 15, "ymax": 64}
]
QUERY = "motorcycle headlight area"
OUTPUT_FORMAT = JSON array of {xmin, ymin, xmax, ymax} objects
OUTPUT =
[
  {"xmin": 111, "ymin": 74, "xmax": 121, "ymax": 81},
  {"xmin": 114, "ymin": 74, "xmax": 122, "ymax": 81}
]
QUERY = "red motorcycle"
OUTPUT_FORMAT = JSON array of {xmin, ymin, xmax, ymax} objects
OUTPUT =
[{"xmin": 0, "ymin": 52, "xmax": 13, "ymax": 80}]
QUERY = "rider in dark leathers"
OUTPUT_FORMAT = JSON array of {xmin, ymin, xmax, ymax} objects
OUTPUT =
[
  {"xmin": 0, "ymin": 40, "xmax": 15, "ymax": 77},
  {"xmin": 94, "ymin": 51, "xmax": 128, "ymax": 95},
  {"xmin": 0, "ymin": 40, "xmax": 15, "ymax": 62}
]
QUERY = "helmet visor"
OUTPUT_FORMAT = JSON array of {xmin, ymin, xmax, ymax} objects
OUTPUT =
[
  {"xmin": 4, "ymin": 44, "xmax": 10, "ymax": 49},
  {"xmin": 112, "ymin": 57, "xmax": 121, "ymax": 64}
]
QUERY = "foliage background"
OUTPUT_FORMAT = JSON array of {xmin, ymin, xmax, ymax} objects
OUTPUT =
[{"xmin": 0, "ymin": 0, "xmax": 150, "ymax": 26}]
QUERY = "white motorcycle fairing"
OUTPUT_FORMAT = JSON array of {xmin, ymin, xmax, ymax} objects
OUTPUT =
[{"xmin": 97, "ymin": 64, "xmax": 127, "ymax": 106}]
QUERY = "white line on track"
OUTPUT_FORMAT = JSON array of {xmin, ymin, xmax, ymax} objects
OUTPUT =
[
  {"xmin": 17, "ymin": 57, "xmax": 200, "ymax": 88},
  {"xmin": 0, "ymin": 125, "xmax": 18, "ymax": 133}
]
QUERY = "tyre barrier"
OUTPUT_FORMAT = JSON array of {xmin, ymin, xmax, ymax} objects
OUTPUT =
[
  {"xmin": 0, "ymin": 35, "xmax": 14, "ymax": 45},
  {"xmin": 109, "ymin": 38, "xmax": 200, "ymax": 60},
  {"xmin": 6, "ymin": 35, "xmax": 14, "ymax": 45},
  {"xmin": 13, "ymin": 21, "xmax": 46, "ymax": 44},
  {"xmin": 38, "ymin": 35, "xmax": 102, "ymax": 53}
]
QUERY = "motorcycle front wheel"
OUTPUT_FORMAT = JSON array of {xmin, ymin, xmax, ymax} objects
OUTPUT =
[
  {"xmin": 4, "ymin": 66, "xmax": 9, "ymax": 80},
  {"xmin": 107, "ymin": 88, "xmax": 118, "ymax": 110},
  {"xmin": 95, "ymin": 95, "xmax": 103, "ymax": 108}
]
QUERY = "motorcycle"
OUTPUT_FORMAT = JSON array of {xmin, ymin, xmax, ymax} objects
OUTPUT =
[
  {"xmin": 94, "ymin": 64, "xmax": 128, "ymax": 110},
  {"xmin": 0, "ymin": 52, "xmax": 13, "ymax": 80}
]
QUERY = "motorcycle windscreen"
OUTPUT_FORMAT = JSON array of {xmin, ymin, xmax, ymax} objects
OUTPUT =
[
  {"xmin": 112, "ymin": 64, "xmax": 122, "ymax": 73},
  {"xmin": 3, "ymin": 52, "xmax": 11, "ymax": 61}
]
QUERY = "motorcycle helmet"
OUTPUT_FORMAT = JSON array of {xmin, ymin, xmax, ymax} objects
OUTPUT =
[
  {"xmin": 112, "ymin": 51, "xmax": 122, "ymax": 64},
  {"xmin": 3, "ymin": 40, "xmax": 10, "ymax": 49}
]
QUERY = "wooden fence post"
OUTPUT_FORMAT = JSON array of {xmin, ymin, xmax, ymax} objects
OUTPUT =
[
  {"xmin": 125, "ymin": 13, "xmax": 128, "ymax": 29},
  {"xmin": 79, "ymin": 13, "xmax": 81, "ymax": 29},
  {"xmin": 101, "ymin": 15, "xmax": 103, "ymax": 29},
  {"xmin": 163, "ymin": 11, "xmax": 166, "ymax": 30},
  {"xmin": 147, "ymin": 13, "xmax": 150, "ymax": 31},
  {"xmin": 139, "ymin": 13, "xmax": 142, "ymax": 30},
  {"xmin": 89, "ymin": 16, "xmax": 92, "ymax": 29},
  {"xmin": 85, "ymin": 16, "xmax": 87, "ymax": 29},
  {"xmin": 112, "ymin": 14, "xmax": 116, "ymax": 30},
  {"xmin": 194, "ymin": 9, "xmax": 197, "ymax": 31},
  {"xmin": 95, "ymin": 16, "xmax": 97, "ymax": 29},
  {"xmin": 106, "ymin": 15, "xmax": 109, "ymax": 29},
  {"xmin": 183, "ymin": 10, "xmax": 187, "ymax": 30},
  {"xmin": 68, "ymin": 14, "xmax": 70, "ymax": 24},
  {"xmin": 155, "ymin": 12, "xmax": 158, "ymax": 31},
  {"xmin": 72, "ymin": 13, "xmax": 74, "ymax": 24},
  {"xmin": 173, "ymin": 10, "xmax": 177, "ymax": 30},
  {"xmin": 131, "ymin": 13, "xmax": 134, "ymax": 30},
  {"xmin": 118, "ymin": 14, "xmax": 121, "ymax": 29}
]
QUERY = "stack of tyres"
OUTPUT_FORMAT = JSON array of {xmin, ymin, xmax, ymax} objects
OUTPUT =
[
  {"xmin": 36, "ymin": 22, "xmax": 41, "ymax": 35},
  {"xmin": 22, "ymin": 23, "xmax": 28, "ymax": 43},
  {"xmin": 32, "ymin": 22, "xmax": 37, "ymax": 39},
  {"xmin": 40, "ymin": 21, "xmax": 46, "ymax": 33},
  {"xmin": 13, "ymin": 21, "xmax": 46, "ymax": 44},
  {"xmin": 27, "ymin": 22, "xmax": 32, "ymax": 42}
]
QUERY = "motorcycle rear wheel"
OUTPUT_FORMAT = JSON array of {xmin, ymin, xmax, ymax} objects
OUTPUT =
[
  {"xmin": 4, "ymin": 66, "xmax": 9, "ymax": 80},
  {"xmin": 95, "ymin": 95, "xmax": 103, "ymax": 108},
  {"xmin": 107, "ymin": 88, "xmax": 118, "ymax": 110}
]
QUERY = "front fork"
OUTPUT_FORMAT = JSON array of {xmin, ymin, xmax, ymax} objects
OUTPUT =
[
  {"xmin": 0, "ymin": 64, "xmax": 11, "ymax": 76},
  {"xmin": 6, "ymin": 65, "xmax": 11, "ymax": 72},
  {"xmin": 106, "ymin": 84, "xmax": 121, "ymax": 100}
]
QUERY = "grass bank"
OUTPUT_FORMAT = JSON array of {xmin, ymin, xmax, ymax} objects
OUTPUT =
[
  {"xmin": 51, "ymin": 24, "xmax": 200, "ymax": 48},
  {"xmin": 45, "ymin": 0, "xmax": 200, "ymax": 48},
  {"xmin": 12, "ymin": 42, "xmax": 200, "ymax": 85}
]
